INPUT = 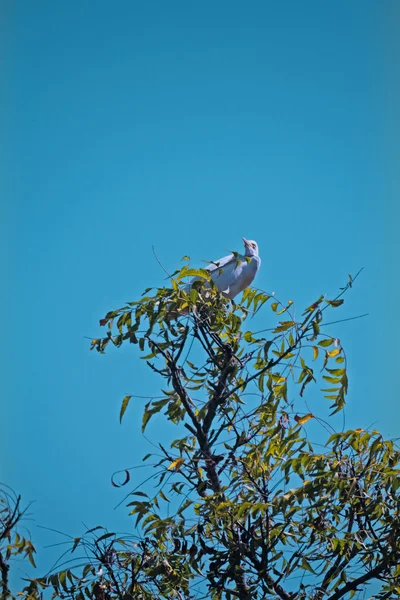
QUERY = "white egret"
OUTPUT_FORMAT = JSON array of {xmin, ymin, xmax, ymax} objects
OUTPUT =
[{"xmin": 188, "ymin": 238, "xmax": 261, "ymax": 299}]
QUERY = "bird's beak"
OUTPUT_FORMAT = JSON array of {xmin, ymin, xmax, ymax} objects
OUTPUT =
[{"xmin": 243, "ymin": 237, "xmax": 250, "ymax": 248}]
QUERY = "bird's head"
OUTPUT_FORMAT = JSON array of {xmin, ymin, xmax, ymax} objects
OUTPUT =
[{"xmin": 243, "ymin": 238, "xmax": 259, "ymax": 257}]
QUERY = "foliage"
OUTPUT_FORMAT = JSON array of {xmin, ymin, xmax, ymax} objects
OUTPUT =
[
  {"xmin": 0, "ymin": 485, "xmax": 36, "ymax": 599},
  {"xmin": 12, "ymin": 267, "xmax": 400, "ymax": 599}
]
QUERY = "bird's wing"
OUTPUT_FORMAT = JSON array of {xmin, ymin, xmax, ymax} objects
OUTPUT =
[
  {"xmin": 184, "ymin": 255, "xmax": 236, "ymax": 293},
  {"xmin": 204, "ymin": 254, "xmax": 236, "ymax": 273},
  {"xmin": 190, "ymin": 253, "xmax": 250, "ymax": 297},
  {"xmin": 206, "ymin": 254, "xmax": 248, "ymax": 295}
]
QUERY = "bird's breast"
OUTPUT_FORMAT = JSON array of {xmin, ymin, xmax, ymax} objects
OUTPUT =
[{"xmin": 225, "ymin": 256, "xmax": 260, "ymax": 297}]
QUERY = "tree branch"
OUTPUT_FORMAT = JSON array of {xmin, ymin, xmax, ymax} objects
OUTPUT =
[
  {"xmin": 326, "ymin": 560, "xmax": 388, "ymax": 600},
  {"xmin": 223, "ymin": 309, "xmax": 315, "ymax": 401}
]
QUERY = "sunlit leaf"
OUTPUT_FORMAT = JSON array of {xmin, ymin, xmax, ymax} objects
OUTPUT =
[
  {"xmin": 326, "ymin": 368, "xmax": 345, "ymax": 376},
  {"xmin": 294, "ymin": 413, "xmax": 314, "ymax": 425},
  {"xmin": 180, "ymin": 267, "xmax": 211, "ymax": 280},
  {"xmin": 322, "ymin": 375, "xmax": 341, "ymax": 383},
  {"xmin": 273, "ymin": 321, "xmax": 296, "ymax": 332},
  {"xmin": 327, "ymin": 348, "xmax": 341, "ymax": 358},
  {"xmin": 167, "ymin": 457, "xmax": 185, "ymax": 471},
  {"xmin": 318, "ymin": 338, "xmax": 334, "ymax": 347}
]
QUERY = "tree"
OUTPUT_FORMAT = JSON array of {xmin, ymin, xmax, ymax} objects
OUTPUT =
[
  {"xmin": 0, "ymin": 485, "xmax": 36, "ymax": 599},
  {"xmin": 14, "ymin": 265, "xmax": 400, "ymax": 599}
]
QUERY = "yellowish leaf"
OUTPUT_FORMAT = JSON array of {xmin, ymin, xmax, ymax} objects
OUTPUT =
[
  {"xmin": 312, "ymin": 346, "xmax": 319, "ymax": 360},
  {"xmin": 327, "ymin": 348, "xmax": 341, "ymax": 358},
  {"xmin": 294, "ymin": 413, "xmax": 314, "ymax": 426},
  {"xmin": 271, "ymin": 374, "xmax": 286, "ymax": 384},
  {"xmin": 167, "ymin": 457, "xmax": 185, "ymax": 471},
  {"xmin": 354, "ymin": 428, "xmax": 364, "ymax": 433}
]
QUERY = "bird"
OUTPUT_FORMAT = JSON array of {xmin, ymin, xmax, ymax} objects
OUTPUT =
[{"xmin": 187, "ymin": 238, "xmax": 261, "ymax": 300}]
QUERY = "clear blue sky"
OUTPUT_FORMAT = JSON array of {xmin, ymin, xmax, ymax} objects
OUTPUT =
[{"xmin": 2, "ymin": 0, "xmax": 399, "ymax": 583}]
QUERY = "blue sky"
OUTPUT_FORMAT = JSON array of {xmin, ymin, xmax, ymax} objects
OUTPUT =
[{"xmin": 2, "ymin": 0, "xmax": 399, "ymax": 584}]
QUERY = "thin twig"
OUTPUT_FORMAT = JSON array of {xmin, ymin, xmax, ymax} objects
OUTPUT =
[
  {"xmin": 320, "ymin": 313, "xmax": 369, "ymax": 328},
  {"xmin": 151, "ymin": 245, "xmax": 172, "ymax": 279}
]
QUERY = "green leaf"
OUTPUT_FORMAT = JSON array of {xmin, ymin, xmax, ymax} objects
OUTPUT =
[
  {"xmin": 326, "ymin": 368, "xmax": 345, "ymax": 376},
  {"xmin": 325, "ymin": 299, "xmax": 344, "ymax": 307},
  {"xmin": 264, "ymin": 340, "xmax": 273, "ymax": 360},
  {"xmin": 142, "ymin": 408, "xmax": 153, "ymax": 432},
  {"xmin": 273, "ymin": 321, "xmax": 296, "ymax": 332},
  {"xmin": 180, "ymin": 267, "xmax": 211, "ymax": 280},
  {"xmin": 60, "ymin": 571, "xmax": 70, "ymax": 592},
  {"xmin": 258, "ymin": 372, "xmax": 265, "ymax": 392},
  {"xmin": 318, "ymin": 338, "xmax": 334, "ymax": 347},
  {"xmin": 28, "ymin": 551, "xmax": 37, "ymax": 568},
  {"xmin": 120, "ymin": 395, "xmax": 132, "ymax": 423},
  {"xmin": 312, "ymin": 321, "xmax": 320, "ymax": 337},
  {"xmin": 300, "ymin": 557, "xmax": 315, "ymax": 573},
  {"xmin": 322, "ymin": 376, "xmax": 342, "ymax": 383},
  {"xmin": 178, "ymin": 499, "xmax": 193, "ymax": 514},
  {"xmin": 159, "ymin": 490, "xmax": 170, "ymax": 502}
]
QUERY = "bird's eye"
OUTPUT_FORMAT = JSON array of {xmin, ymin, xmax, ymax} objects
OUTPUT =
[{"xmin": 251, "ymin": 243, "xmax": 256, "ymax": 248}]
